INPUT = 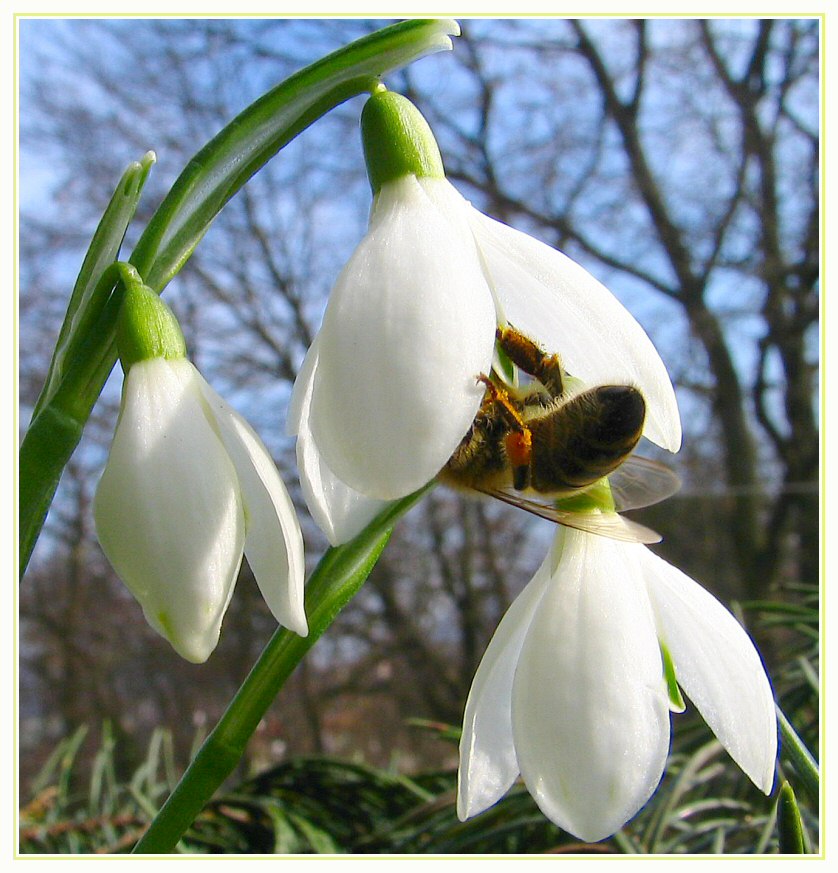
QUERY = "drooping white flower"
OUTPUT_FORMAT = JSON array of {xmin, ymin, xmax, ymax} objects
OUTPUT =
[
  {"xmin": 289, "ymin": 89, "xmax": 681, "ymax": 545},
  {"xmin": 457, "ymin": 528, "xmax": 777, "ymax": 843},
  {"xmin": 294, "ymin": 175, "xmax": 498, "ymax": 503},
  {"xmin": 94, "ymin": 278, "xmax": 307, "ymax": 663}
]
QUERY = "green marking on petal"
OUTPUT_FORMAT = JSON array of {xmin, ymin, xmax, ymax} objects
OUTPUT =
[
  {"xmin": 156, "ymin": 611, "xmax": 175, "ymax": 640},
  {"xmin": 660, "ymin": 640, "xmax": 686, "ymax": 713}
]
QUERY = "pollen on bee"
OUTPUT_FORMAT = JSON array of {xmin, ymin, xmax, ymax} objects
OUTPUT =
[{"xmin": 505, "ymin": 429, "xmax": 532, "ymax": 468}]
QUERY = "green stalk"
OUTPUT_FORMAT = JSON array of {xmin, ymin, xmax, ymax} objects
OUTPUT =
[
  {"xmin": 132, "ymin": 487, "xmax": 429, "ymax": 854},
  {"xmin": 19, "ymin": 18, "xmax": 459, "ymax": 577},
  {"xmin": 130, "ymin": 19, "xmax": 459, "ymax": 291},
  {"xmin": 777, "ymin": 705, "xmax": 819, "ymax": 803},
  {"xmin": 20, "ymin": 263, "xmax": 130, "ymax": 575}
]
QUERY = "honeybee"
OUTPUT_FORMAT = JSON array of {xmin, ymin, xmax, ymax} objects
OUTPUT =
[{"xmin": 439, "ymin": 325, "xmax": 680, "ymax": 543}]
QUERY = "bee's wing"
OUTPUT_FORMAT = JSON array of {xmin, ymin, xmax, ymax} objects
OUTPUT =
[
  {"xmin": 609, "ymin": 456, "xmax": 681, "ymax": 512},
  {"xmin": 481, "ymin": 487, "xmax": 663, "ymax": 544}
]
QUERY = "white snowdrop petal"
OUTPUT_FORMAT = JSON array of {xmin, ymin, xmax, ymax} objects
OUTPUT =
[
  {"xmin": 93, "ymin": 359, "xmax": 244, "ymax": 663},
  {"xmin": 457, "ymin": 547, "xmax": 555, "ymax": 820},
  {"xmin": 287, "ymin": 334, "xmax": 320, "ymax": 438},
  {"xmin": 469, "ymin": 211, "xmax": 681, "ymax": 453},
  {"xmin": 296, "ymin": 433, "xmax": 390, "ymax": 546},
  {"xmin": 308, "ymin": 176, "xmax": 496, "ymax": 499},
  {"xmin": 511, "ymin": 530, "xmax": 671, "ymax": 842},
  {"xmin": 292, "ymin": 342, "xmax": 391, "ymax": 545},
  {"xmin": 641, "ymin": 548, "xmax": 777, "ymax": 794},
  {"xmin": 198, "ymin": 378, "xmax": 308, "ymax": 637}
]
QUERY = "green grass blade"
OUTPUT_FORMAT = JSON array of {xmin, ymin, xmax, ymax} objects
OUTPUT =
[{"xmin": 777, "ymin": 782, "xmax": 806, "ymax": 853}]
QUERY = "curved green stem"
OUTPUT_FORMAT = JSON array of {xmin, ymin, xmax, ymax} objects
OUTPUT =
[
  {"xmin": 777, "ymin": 705, "xmax": 819, "ymax": 803},
  {"xmin": 132, "ymin": 487, "xmax": 429, "ymax": 854},
  {"xmin": 129, "ymin": 19, "xmax": 459, "ymax": 291}
]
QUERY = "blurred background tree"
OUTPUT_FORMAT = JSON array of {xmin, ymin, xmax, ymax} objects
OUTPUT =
[{"xmin": 18, "ymin": 16, "xmax": 819, "ymax": 839}]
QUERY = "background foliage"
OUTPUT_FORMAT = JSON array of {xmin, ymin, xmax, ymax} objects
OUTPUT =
[{"xmin": 18, "ymin": 17, "xmax": 819, "ymax": 853}]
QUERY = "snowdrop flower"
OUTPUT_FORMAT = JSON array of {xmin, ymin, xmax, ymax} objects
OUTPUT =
[
  {"xmin": 95, "ymin": 274, "xmax": 307, "ymax": 663},
  {"xmin": 289, "ymin": 88, "xmax": 681, "ymax": 545},
  {"xmin": 457, "ymin": 528, "xmax": 777, "ymax": 842}
]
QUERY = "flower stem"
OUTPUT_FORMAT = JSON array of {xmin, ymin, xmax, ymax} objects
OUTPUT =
[
  {"xmin": 776, "ymin": 704, "xmax": 819, "ymax": 803},
  {"xmin": 131, "ymin": 486, "xmax": 430, "ymax": 855}
]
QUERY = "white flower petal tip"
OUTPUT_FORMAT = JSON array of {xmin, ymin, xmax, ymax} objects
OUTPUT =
[
  {"xmin": 467, "ymin": 210, "xmax": 682, "ymax": 453},
  {"xmin": 197, "ymin": 380, "xmax": 308, "ymax": 637},
  {"xmin": 94, "ymin": 358, "xmax": 307, "ymax": 661},
  {"xmin": 434, "ymin": 19, "xmax": 460, "ymax": 38},
  {"xmin": 458, "ymin": 529, "xmax": 778, "ymax": 841},
  {"xmin": 144, "ymin": 605, "xmax": 226, "ymax": 665},
  {"xmin": 297, "ymin": 434, "xmax": 391, "ymax": 548},
  {"xmin": 641, "ymin": 547, "xmax": 778, "ymax": 794},
  {"xmin": 424, "ymin": 18, "xmax": 461, "ymax": 47}
]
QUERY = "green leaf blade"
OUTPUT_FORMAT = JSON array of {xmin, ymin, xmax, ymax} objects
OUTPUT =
[
  {"xmin": 777, "ymin": 782, "xmax": 806, "ymax": 854},
  {"xmin": 31, "ymin": 151, "xmax": 155, "ymax": 421}
]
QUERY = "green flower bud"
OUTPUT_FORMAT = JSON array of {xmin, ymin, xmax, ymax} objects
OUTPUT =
[
  {"xmin": 361, "ymin": 87, "xmax": 445, "ymax": 194},
  {"xmin": 116, "ymin": 273, "xmax": 187, "ymax": 371}
]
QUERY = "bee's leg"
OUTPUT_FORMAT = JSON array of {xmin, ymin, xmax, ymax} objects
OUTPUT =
[
  {"xmin": 496, "ymin": 324, "xmax": 565, "ymax": 398},
  {"xmin": 477, "ymin": 375, "xmax": 526, "ymax": 430},
  {"xmin": 477, "ymin": 375, "xmax": 533, "ymax": 490}
]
